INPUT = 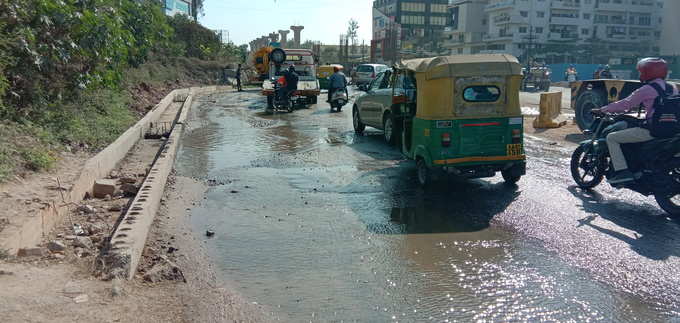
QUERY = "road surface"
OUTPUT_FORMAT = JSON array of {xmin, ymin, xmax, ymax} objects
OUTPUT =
[{"xmin": 174, "ymin": 89, "xmax": 680, "ymax": 322}]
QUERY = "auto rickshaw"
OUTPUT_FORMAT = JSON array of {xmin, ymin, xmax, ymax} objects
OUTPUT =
[
  {"xmin": 391, "ymin": 54, "xmax": 526, "ymax": 186},
  {"xmin": 317, "ymin": 64, "xmax": 343, "ymax": 90}
]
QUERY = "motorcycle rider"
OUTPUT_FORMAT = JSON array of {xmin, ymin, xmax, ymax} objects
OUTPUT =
[
  {"xmin": 600, "ymin": 65, "xmax": 613, "ymax": 79},
  {"xmin": 282, "ymin": 65, "xmax": 299, "ymax": 102},
  {"xmin": 595, "ymin": 57, "xmax": 678, "ymax": 184},
  {"xmin": 327, "ymin": 66, "xmax": 348, "ymax": 103}
]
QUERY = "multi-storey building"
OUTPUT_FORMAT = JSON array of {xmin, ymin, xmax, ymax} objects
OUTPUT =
[
  {"xmin": 443, "ymin": 0, "xmax": 663, "ymax": 64},
  {"xmin": 371, "ymin": 0, "xmax": 451, "ymax": 63},
  {"xmin": 162, "ymin": 0, "xmax": 193, "ymax": 18},
  {"xmin": 660, "ymin": 0, "xmax": 680, "ymax": 56}
]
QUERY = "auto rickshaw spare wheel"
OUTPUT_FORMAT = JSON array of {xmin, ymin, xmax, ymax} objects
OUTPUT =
[{"xmin": 574, "ymin": 89, "xmax": 607, "ymax": 131}]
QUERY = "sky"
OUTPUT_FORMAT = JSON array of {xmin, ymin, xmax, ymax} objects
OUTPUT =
[{"xmin": 199, "ymin": 0, "xmax": 374, "ymax": 47}]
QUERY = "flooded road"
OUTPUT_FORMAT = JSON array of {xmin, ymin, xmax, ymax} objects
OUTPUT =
[{"xmin": 176, "ymin": 90, "xmax": 680, "ymax": 322}]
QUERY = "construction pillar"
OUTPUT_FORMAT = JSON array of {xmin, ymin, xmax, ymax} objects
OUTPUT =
[
  {"xmin": 279, "ymin": 30, "xmax": 290, "ymax": 48},
  {"xmin": 290, "ymin": 25, "xmax": 304, "ymax": 47}
]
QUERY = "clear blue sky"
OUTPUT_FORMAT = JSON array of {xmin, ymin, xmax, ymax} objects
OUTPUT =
[{"xmin": 199, "ymin": 0, "xmax": 374, "ymax": 46}]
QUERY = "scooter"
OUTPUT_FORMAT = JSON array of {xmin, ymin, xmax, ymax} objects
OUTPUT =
[
  {"xmin": 329, "ymin": 88, "xmax": 348, "ymax": 113},
  {"xmin": 570, "ymin": 112, "xmax": 680, "ymax": 217}
]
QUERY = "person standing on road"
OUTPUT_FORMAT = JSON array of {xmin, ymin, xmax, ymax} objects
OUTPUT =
[
  {"xmin": 236, "ymin": 64, "xmax": 243, "ymax": 92},
  {"xmin": 595, "ymin": 57, "xmax": 678, "ymax": 184},
  {"xmin": 600, "ymin": 65, "xmax": 613, "ymax": 79},
  {"xmin": 327, "ymin": 66, "xmax": 348, "ymax": 103}
]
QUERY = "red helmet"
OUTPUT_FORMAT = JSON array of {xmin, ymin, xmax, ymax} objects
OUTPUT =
[{"xmin": 637, "ymin": 57, "xmax": 668, "ymax": 82}]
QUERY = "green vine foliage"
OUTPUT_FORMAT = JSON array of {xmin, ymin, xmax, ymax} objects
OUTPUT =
[{"xmin": 0, "ymin": 0, "xmax": 228, "ymax": 122}]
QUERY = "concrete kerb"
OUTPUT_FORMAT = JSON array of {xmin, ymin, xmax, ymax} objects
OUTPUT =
[
  {"xmin": 0, "ymin": 86, "xmax": 213, "ymax": 255},
  {"xmin": 103, "ymin": 86, "xmax": 230, "ymax": 279}
]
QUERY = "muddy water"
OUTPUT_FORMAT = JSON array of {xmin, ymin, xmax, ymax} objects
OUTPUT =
[{"xmin": 176, "ymin": 91, "xmax": 678, "ymax": 322}]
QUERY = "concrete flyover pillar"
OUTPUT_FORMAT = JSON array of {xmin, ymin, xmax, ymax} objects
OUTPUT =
[
  {"xmin": 290, "ymin": 25, "xmax": 304, "ymax": 47},
  {"xmin": 279, "ymin": 30, "xmax": 290, "ymax": 48},
  {"xmin": 269, "ymin": 32, "xmax": 280, "ymax": 43}
]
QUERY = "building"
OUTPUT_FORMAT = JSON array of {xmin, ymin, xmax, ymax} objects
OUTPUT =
[
  {"xmin": 443, "ymin": 0, "xmax": 664, "ymax": 64},
  {"xmin": 444, "ymin": 0, "xmax": 488, "ymax": 55},
  {"xmin": 371, "ymin": 0, "xmax": 451, "ymax": 63},
  {"xmin": 660, "ymin": 0, "xmax": 680, "ymax": 56},
  {"xmin": 162, "ymin": 0, "xmax": 193, "ymax": 17}
]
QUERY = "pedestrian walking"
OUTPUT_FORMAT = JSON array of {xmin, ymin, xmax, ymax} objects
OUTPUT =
[{"xmin": 236, "ymin": 64, "xmax": 243, "ymax": 92}]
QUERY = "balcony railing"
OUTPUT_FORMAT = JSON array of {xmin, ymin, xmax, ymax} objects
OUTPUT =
[{"xmin": 485, "ymin": 0, "xmax": 515, "ymax": 12}]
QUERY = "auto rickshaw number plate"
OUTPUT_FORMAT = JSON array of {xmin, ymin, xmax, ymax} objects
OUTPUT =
[{"xmin": 507, "ymin": 144, "xmax": 523, "ymax": 156}]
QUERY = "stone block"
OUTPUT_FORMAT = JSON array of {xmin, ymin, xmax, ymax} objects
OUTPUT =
[{"xmin": 93, "ymin": 179, "xmax": 117, "ymax": 198}]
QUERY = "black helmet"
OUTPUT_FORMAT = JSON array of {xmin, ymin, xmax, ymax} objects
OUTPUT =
[{"xmin": 288, "ymin": 65, "xmax": 296, "ymax": 72}]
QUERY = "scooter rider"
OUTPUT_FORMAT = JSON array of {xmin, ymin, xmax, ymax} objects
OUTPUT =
[
  {"xmin": 327, "ymin": 66, "xmax": 348, "ymax": 103},
  {"xmin": 595, "ymin": 57, "xmax": 678, "ymax": 184}
]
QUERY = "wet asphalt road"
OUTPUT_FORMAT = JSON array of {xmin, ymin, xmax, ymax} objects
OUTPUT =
[{"xmin": 176, "ymin": 89, "xmax": 680, "ymax": 322}]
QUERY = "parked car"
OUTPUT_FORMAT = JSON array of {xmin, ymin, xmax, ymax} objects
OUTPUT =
[
  {"xmin": 353, "ymin": 64, "xmax": 389, "ymax": 86},
  {"xmin": 353, "ymin": 68, "xmax": 405, "ymax": 144}
]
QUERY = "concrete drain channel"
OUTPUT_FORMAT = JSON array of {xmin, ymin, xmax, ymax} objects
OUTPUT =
[{"xmin": 103, "ymin": 92, "xmax": 194, "ymax": 280}]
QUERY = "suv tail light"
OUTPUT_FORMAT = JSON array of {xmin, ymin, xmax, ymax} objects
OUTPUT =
[
  {"xmin": 392, "ymin": 95, "xmax": 407, "ymax": 104},
  {"xmin": 371, "ymin": 72, "xmax": 375, "ymax": 78},
  {"xmin": 441, "ymin": 133, "xmax": 451, "ymax": 147},
  {"xmin": 512, "ymin": 129, "xmax": 521, "ymax": 144}
]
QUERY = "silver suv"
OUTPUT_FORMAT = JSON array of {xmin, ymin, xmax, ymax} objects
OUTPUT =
[{"xmin": 353, "ymin": 64, "xmax": 388, "ymax": 86}]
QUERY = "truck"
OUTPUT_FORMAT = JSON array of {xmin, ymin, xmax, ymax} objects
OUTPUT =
[{"xmin": 261, "ymin": 48, "xmax": 320, "ymax": 109}]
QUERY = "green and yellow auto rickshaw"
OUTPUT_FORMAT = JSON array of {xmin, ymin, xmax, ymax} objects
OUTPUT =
[
  {"xmin": 317, "ymin": 64, "xmax": 343, "ymax": 90},
  {"xmin": 392, "ymin": 54, "xmax": 526, "ymax": 186}
]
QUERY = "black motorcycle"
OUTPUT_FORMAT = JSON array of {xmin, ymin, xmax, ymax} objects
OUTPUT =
[
  {"xmin": 268, "ymin": 78, "xmax": 294, "ymax": 113},
  {"xmin": 570, "ymin": 112, "xmax": 680, "ymax": 217}
]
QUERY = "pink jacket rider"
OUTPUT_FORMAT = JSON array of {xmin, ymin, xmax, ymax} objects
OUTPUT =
[{"xmin": 601, "ymin": 78, "xmax": 678, "ymax": 119}]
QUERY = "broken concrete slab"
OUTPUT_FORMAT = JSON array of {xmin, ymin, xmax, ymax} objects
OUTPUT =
[{"xmin": 17, "ymin": 247, "xmax": 47, "ymax": 257}]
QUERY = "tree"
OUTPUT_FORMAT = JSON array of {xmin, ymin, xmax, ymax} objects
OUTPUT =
[
  {"xmin": 347, "ymin": 19, "xmax": 359, "ymax": 54},
  {"xmin": 321, "ymin": 47, "xmax": 339, "ymax": 64}
]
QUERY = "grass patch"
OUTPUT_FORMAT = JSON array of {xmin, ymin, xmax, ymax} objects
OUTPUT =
[
  {"xmin": 20, "ymin": 148, "xmax": 56, "ymax": 171},
  {"xmin": 0, "ymin": 248, "xmax": 9, "ymax": 260}
]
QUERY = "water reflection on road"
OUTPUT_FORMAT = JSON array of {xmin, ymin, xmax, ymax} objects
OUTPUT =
[{"xmin": 176, "ymin": 90, "xmax": 679, "ymax": 322}]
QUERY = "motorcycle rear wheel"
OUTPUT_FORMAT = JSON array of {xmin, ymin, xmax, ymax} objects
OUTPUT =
[
  {"xmin": 655, "ymin": 166, "xmax": 680, "ymax": 218},
  {"xmin": 570, "ymin": 144, "xmax": 606, "ymax": 189}
]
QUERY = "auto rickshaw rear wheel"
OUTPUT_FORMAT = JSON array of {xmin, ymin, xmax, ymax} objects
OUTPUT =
[
  {"xmin": 353, "ymin": 106, "xmax": 365, "ymax": 134},
  {"xmin": 416, "ymin": 158, "xmax": 431, "ymax": 187},
  {"xmin": 501, "ymin": 170, "xmax": 521, "ymax": 185}
]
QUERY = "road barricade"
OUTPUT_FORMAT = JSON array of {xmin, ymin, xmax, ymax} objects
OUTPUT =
[{"xmin": 533, "ymin": 91, "xmax": 568, "ymax": 129}]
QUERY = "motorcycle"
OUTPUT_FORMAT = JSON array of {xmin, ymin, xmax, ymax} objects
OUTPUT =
[
  {"xmin": 268, "ymin": 77, "xmax": 295, "ymax": 113},
  {"xmin": 329, "ymin": 88, "xmax": 348, "ymax": 113},
  {"xmin": 570, "ymin": 112, "xmax": 680, "ymax": 217}
]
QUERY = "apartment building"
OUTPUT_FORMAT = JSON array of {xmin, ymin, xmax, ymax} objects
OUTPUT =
[
  {"xmin": 371, "ymin": 0, "xmax": 451, "ymax": 63},
  {"xmin": 443, "ymin": 0, "xmax": 663, "ymax": 63}
]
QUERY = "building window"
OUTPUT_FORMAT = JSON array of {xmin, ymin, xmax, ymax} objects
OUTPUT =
[
  {"xmin": 520, "ymin": 11, "xmax": 528, "ymax": 18},
  {"xmin": 401, "ymin": 2, "xmax": 426, "ymax": 12},
  {"xmin": 430, "ymin": 16, "xmax": 447, "ymax": 26},
  {"xmin": 431, "ymin": 4, "xmax": 447, "ymax": 13},
  {"xmin": 536, "ymin": 11, "xmax": 545, "ymax": 18},
  {"xmin": 401, "ymin": 15, "xmax": 425, "ymax": 25},
  {"xmin": 535, "ymin": 27, "xmax": 543, "ymax": 33},
  {"xmin": 639, "ymin": 16, "xmax": 651, "ymax": 26},
  {"xmin": 583, "ymin": 14, "xmax": 591, "ymax": 20},
  {"xmin": 581, "ymin": 28, "xmax": 590, "ymax": 35},
  {"xmin": 519, "ymin": 27, "xmax": 528, "ymax": 33}
]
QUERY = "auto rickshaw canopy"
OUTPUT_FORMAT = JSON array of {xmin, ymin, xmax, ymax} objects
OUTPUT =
[
  {"xmin": 395, "ymin": 54, "xmax": 523, "ymax": 119},
  {"xmin": 317, "ymin": 64, "xmax": 343, "ymax": 78}
]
